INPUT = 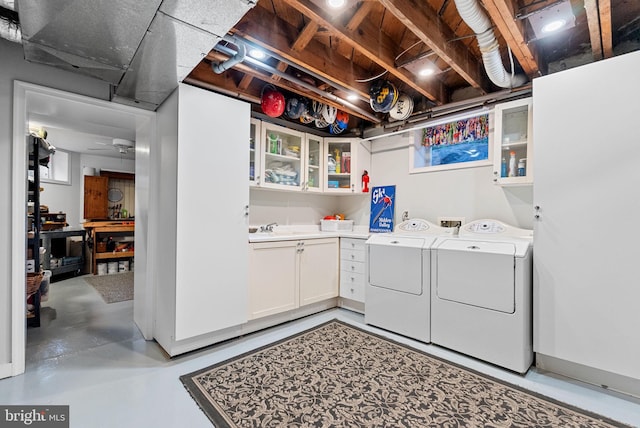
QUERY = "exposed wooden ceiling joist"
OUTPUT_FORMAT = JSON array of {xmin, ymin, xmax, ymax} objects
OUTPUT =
[
  {"xmin": 278, "ymin": 0, "xmax": 448, "ymax": 104},
  {"xmin": 377, "ymin": 0, "xmax": 491, "ymax": 91},
  {"xmin": 598, "ymin": 0, "xmax": 613, "ymax": 58},
  {"xmin": 233, "ymin": 6, "xmax": 372, "ymax": 100},
  {"xmin": 482, "ymin": 0, "xmax": 540, "ymax": 77},
  {"xmin": 584, "ymin": 0, "xmax": 604, "ymax": 60}
]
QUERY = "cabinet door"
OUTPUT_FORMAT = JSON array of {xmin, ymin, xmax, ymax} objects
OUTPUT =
[
  {"xmin": 83, "ymin": 175, "xmax": 109, "ymax": 220},
  {"xmin": 250, "ymin": 118, "xmax": 261, "ymax": 187},
  {"xmin": 324, "ymin": 138, "xmax": 366, "ymax": 193},
  {"xmin": 248, "ymin": 241, "xmax": 298, "ymax": 319},
  {"xmin": 260, "ymin": 123, "xmax": 305, "ymax": 191},
  {"xmin": 304, "ymin": 134, "xmax": 323, "ymax": 193},
  {"xmin": 299, "ymin": 238, "xmax": 339, "ymax": 306},
  {"xmin": 492, "ymin": 97, "xmax": 533, "ymax": 186}
]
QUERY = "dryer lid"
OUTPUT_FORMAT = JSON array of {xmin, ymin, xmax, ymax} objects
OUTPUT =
[{"xmin": 435, "ymin": 238, "xmax": 529, "ymax": 257}]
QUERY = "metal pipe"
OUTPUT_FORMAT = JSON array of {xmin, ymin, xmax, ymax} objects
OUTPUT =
[
  {"xmin": 0, "ymin": 13, "xmax": 20, "ymax": 43},
  {"xmin": 212, "ymin": 35, "xmax": 246, "ymax": 74},
  {"xmin": 232, "ymin": 34, "xmax": 370, "ymax": 103},
  {"xmin": 214, "ymin": 43, "xmax": 381, "ymax": 123},
  {"xmin": 0, "ymin": 1, "xmax": 15, "ymax": 11}
]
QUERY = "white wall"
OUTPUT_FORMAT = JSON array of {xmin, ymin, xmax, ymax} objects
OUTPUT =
[
  {"xmin": 0, "ymin": 39, "xmax": 111, "ymax": 368},
  {"xmin": 366, "ymin": 133, "xmax": 533, "ymax": 228},
  {"xmin": 249, "ymin": 189, "xmax": 343, "ymax": 227}
]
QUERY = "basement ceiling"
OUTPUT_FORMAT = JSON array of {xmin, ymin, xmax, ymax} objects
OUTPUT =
[
  {"xmin": 3, "ymin": 0, "xmax": 639, "ymax": 136},
  {"xmin": 183, "ymin": 0, "xmax": 640, "ymax": 134}
]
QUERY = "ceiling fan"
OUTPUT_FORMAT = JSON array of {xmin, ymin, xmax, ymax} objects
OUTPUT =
[{"xmin": 89, "ymin": 138, "xmax": 135, "ymax": 154}]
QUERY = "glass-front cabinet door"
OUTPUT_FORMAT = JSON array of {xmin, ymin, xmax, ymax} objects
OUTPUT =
[
  {"xmin": 324, "ymin": 138, "xmax": 358, "ymax": 193},
  {"xmin": 249, "ymin": 118, "xmax": 261, "ymax": 187},
  {"xmin": 260, "ymin": 123, "xmax": 305, "ymax": 191},
  {"xmin": 304, "ymin": 134, "xmax": 323, "ymax": 192},
  {"xmin": 492, "ymin": 97, "xmax": 533, "ymax": 186}
]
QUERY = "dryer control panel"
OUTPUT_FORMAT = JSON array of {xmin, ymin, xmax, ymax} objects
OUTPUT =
[{"xmin": 460, "ymin": 219, "xmax": 533, "ymax": 241}]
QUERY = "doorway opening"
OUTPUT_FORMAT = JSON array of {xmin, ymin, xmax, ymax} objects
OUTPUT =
[{"xmin": 10, "ymin": 81, "xmax": 156, "ymax": 377}]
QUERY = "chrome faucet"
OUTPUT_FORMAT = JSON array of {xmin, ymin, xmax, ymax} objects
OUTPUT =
[{"xmin": 260, "ymin": 222, "xmax": 278, "ymax": 232}]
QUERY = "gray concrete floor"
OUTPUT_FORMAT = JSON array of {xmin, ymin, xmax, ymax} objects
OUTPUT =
[{"xmin": 1, "ymin": 275, "xmax": 639, "ymax": 427}]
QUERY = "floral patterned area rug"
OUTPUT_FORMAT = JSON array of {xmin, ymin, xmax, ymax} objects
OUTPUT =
[{"xmin": 180, "ymin": 320, "xmax": 628, "ymax": 428}]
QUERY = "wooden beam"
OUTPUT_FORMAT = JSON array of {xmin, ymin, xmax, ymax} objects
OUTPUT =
[
  {"xmin": 584, "ymin": 0, "xmax": 604, "ymax": 60},
  {"xmin": 278, "ymin": 0, "xmax": 447, "ymax": 103},
  {"xmin": 292, "ymin": 21, "xmax": 319, "ymax": 51},
  {"xmin": 598, "ymin": 0, "xmax": 613, "ymax": 58},
  {"xmin": 233, "ymin": 6, "xmax": 373, "ymax": 100},
  {"xmin": 377, "ymin": 0, "xmax": 490, "ymax": 91},
  {"xmin": 203, "ymin": 52, "xmax": 378, "ymax": 122},
  {"xmin": 482, "ymin": 0, "xmax": 540, "ymax": 77}
]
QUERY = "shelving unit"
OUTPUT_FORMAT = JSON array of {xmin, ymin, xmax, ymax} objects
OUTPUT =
[
  {"xmin": 40, "ymin": 229, "xmax": 86, "ymax": 277},
  {"xmin": 26, "ymin": 134, "xmax": 55, "ymax": 327}
]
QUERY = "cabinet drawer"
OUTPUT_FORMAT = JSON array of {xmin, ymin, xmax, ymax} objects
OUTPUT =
[
  {"xmin": 340, "ymin": 260, "xmax": 365, "ymax": 275},
  {"xmin": 340, "ymin": 248, "xmax": 365, "ymax": 263},
  {"xmin": 340, "ymin": 272, "xmax": 365, "ymax": 302},
  {"xmin": 340, "ymin": 238, "xmax": 366, "ymax": 251}
]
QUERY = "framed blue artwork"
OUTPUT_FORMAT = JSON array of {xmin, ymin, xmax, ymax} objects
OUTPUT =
[
  {"xmin": 369, "ymin": 185, "xmax": 396, "ymax": 233},
  {"xmin": 410, "ymin": 111, "xmax": 491, "ymax": 173}
]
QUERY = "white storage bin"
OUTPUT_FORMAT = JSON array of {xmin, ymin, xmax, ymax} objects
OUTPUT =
[
  {"xmin": 118, "ymin": 260, "xmax": 130, "ymax": 272},
  {"xmin": 107, "ymin": 262, "xmax": 118, "ymax": 274},
  {"xmin": 320, "ymin": 219, "xmax": 354, "ymax": 232},
  {"xmin": 97, "ymin": 262, "xmax": 108, "ymax": 275}
]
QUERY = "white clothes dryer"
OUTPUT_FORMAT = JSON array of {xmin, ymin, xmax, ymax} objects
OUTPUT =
[
  {"xmin": 365, "ymin": 219, "xmax": 455, "ymax": 343},
  {"xmin": 431, "ymin": 219, "xmax": 533, "ymax": 373}
]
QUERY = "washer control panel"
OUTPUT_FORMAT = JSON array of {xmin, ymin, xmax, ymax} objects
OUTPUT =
[{"xmin": 394, "ymin": 219, "xmax": 456, "ymax": 235}]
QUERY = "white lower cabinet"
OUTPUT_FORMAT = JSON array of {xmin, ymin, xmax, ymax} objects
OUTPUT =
[
  {"xmin": 339, "ymin": 238, "xmax": 366, "ymax": 303},
  {"xmin": 249, "ymin": 238, "xmax": 339, "ymax": 320}
]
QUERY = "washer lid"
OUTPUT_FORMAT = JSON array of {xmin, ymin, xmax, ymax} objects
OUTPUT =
[{"xmin": 435, "ymin": 238, "xmax": 529, "ymax": 257}]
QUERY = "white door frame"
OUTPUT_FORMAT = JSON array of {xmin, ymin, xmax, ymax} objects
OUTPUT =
[{"xmin": 8, "ymin": 81, "xmax": 157, "ymax": 377}]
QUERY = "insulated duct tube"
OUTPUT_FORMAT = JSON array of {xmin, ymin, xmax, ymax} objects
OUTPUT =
[
  {"xmin": 453, "ymin": 0, "xmax": 526, "ymax": 88},
  {"xmin": 211, "ymin": 35, "xmax": 246, "ymax": 74}
]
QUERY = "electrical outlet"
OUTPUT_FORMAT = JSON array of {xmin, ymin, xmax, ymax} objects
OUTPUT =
[{"xmin": 438, "ymin": 216, "xmax": 465, "ymax": 228}]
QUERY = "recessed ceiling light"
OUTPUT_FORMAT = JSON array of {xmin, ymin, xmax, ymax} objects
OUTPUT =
[
  {"xmin": 419, "ymin": 68, "xmax": 435, "ymax": 77},
  {"xmin": 347, "ymin": 93, "xmax": 359, "ymax": 101},
  {"xmin": 541, "ymin": 19, "xmax": 566, "ymax": 33},
  {"xmin": 249, "ymin": 49, "xmax": 266, "ymax": 60},
  {"xmin": 327, "ymin": 0, "xmax": 345, "ymax": 8}
]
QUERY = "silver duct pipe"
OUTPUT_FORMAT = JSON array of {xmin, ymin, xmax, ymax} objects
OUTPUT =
[
  {"xmin": 0, "ymin": 1, "xmax": 15, "ymax": 10},
  {"xmin": 212, "ymin": 35, "xmax": 246, "ymax": 74},
  {"xmin": 214, "ymin": 43, "xmax": 381, "ymax": 123},
  {"xmin": 454, "ymin": 0, "xmax": 526, "ymax": 88},
  {"xmin": 0, "ymin": 12, "xmax": 20, "ymax": 43}
]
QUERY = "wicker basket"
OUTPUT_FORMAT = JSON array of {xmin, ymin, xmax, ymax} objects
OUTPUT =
[{"xmin": 26, "ymin": 272, "xmax": 43, "ymax": 297}]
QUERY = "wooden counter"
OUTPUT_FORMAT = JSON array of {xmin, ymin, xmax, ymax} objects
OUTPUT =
[{"xmin": 84, "ymin": 221, "xmax": 135, "ymax": 274}]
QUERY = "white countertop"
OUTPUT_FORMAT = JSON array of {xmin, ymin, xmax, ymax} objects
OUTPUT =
[{"xmin": 248, "ymin": 225, "xmax": 370, "ymax": 242}]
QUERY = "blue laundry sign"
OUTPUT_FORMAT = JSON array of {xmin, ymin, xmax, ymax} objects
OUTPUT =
[{"xmin": 369, "ymin": 185, "xmax": 395, "ymax": 233}]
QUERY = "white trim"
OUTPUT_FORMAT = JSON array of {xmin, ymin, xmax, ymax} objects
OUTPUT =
[
  {"xmin": 11, "ymin": 81, "xmax": 27, "ymax": 376},
  {"xmin": 10, "ymin": 81, "xmax": 157, "ymax": 378}
]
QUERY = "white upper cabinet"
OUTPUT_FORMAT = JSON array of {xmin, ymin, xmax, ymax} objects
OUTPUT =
[
  {"xmin": 251, "ymin": 119, "xmax": 369, "ymax": 194},
  {"xmin": 492, "ymin": 97, "xmax": 533, "ymax": 186},
  {"xmin": 324, "ymin": 137, "xmax": 365, "ymax": 193}
]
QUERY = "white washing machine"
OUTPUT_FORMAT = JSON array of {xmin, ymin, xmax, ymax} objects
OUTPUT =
[
  {"xmin": 431, "ymin": 219, "xmax": 533, "ymax": 373},
  {"xmin": 365, "ymin": 219, "xmax": 455, "ymax": 343}
]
